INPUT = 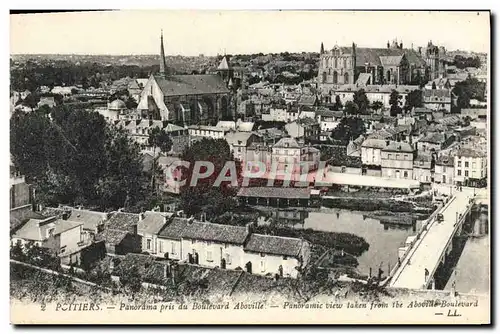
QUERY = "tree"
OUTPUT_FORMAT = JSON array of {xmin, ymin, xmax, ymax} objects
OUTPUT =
[
  {"xmin": 389, "ymin": 90, "xmax": 402, "ymax": 116},
  {"xmin": 453, "ymin": 78, "xmax": 486, "ymax": 110},
  {"xmin": 119, "ymin": 265, "xmax": 142, "ymax": 295},
  {"xmin": 405, "ymin": 89, "xmax": 423, "ymax": 112},
  {"xmin": 344, "ymin": 101, "xmax": 359, "ymax": 115},
  {"xmin": 147, "ymin": 127, "xmax": 172, "ymax": 192},
  {"xmin": 331, "ymin": 116, "xmax": 366, "ymax": 144},
  {"xmin": 353, "ymin": 89, "xmax": 370, "ymax": 114},
  {"xmin": 370, "ymin": 101, "xmax": 384, "ymax": 113},
  {"xmin": 125, "ymin": 96, "xmax": 138, "ymax": 110},
  {"xmin": 180, "ymin": 138, "xmax": 240, "ymax": 218},
  {"xmin": 11, "ymin": 107, "xmax": 147, "ymax": 211},
  {"xmin": 333, "ymin": 95, "xmax": 343, "ymax": 111}
]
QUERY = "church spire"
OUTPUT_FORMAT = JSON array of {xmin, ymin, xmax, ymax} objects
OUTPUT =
[
  {"xmin": 159, "ymin": 30, "xmax": 167, "ymax": 77},
  {"xmin": 320, "ymin": 42, "xmax": 324, "ymax": 54}
]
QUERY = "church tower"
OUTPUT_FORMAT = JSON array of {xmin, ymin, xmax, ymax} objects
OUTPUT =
[
  {"xmin": 320, "ymin": 42, "xmax": 324, "ymax": 54},
  {"xmin": 159, "ymin": 30, "xmax": 168, "ymax": 77}
]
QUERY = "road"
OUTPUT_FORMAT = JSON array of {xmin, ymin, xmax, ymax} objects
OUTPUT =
[{"xmin": 390, "ymin": 187, "xmax": 477, "ymax": 289}]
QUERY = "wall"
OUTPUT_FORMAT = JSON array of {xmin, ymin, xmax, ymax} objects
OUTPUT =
[
  {"xmin": 434, "ymin": 164, "xmax": 454, "ymax": 185},
  {"xmin": 454, "ymin": 156, "xmax": 487, "ymax": 182},
  {"xmin": 137, "ymin": 76, "xmax": 168, "ymax": 120},
  {"xmin": 242, "ymin": 251, "xmax": 301, "ymax": 278},
  {"xmin": 10, "ymin": 181, "xmax": 31, "ymax": 209},
  {"xmin": 181, "ymin": 239, "xmax": 245, "ymax": 270},
  {"xmin": 59, "ymin": 225, "xmax": 83, "ymax": 253},
  {"xmin": 361, "ymin": 147, "xmax": 382, "ymax": 165},
  {"xmin": 156, "ymin": 237, "xmax": 182, "ymax": 260}
]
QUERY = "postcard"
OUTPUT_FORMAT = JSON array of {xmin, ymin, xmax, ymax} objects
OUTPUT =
[{"xmin": 9, "ymin": 10, "xmax": 490, "ymax": 324}]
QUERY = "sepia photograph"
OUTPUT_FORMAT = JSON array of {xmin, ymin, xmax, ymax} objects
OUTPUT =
[{"xmin": 8, "ymin": 9, "xmax": 490, "ymax": 324}]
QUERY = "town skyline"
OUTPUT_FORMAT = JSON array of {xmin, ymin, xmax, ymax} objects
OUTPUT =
[{"xmin": 10, "ymin": 10, "xmax": 490, "ymax": 56}]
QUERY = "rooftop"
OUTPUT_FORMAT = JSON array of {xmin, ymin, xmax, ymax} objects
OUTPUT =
[
  {"xmin": 154, "ymin": 75, "xmax": 229, "ymax": 97},
  {"xmin": 237, "ymin": 187, "xmax": 311, "ymax": 199},
  {"xmin": 244, "ymin": 234, "xmax": 304, "ymax": 258},
  {"xmin": 137, "ymin": 211, "xmax": 173, "ymax": 235}
]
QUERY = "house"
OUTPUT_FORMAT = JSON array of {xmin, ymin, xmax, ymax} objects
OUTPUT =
[
  {"xmin": 422, "ymin": 89, "xmax": 456, "ymax": 112},
  {"xmin": 188, "ymin": 125, "xmax": 228, "ymax": 140},
  {"xmin": 413, "ymin": 107, "xmax": 436, "ymax": 122},
  {"xmin": 315, "ymin": 109, "xmax": 343, "ymax": 132},
  {"xmin": 361, "ymin": 139, "xmax": 387, "ymax": 166},
  {"xmin": 347, "ymin": 135, "xmax": 365, "ymax": 157},
  {"xmin": 11, "ymin": 216, "xmax": 85, "ymax": 264},
  {"xmin": 284, "ymin": 118, "xmax": 320, "ymax": 142},
  {"xmin": 380, "ymin": 141, "xmax": 415, "ymax": 179},
  {"xmin": 417, "ymin": 132, "xmax": 455, "ymax": 153},
  {"xmin": 297, "ymin": 95, "xmax": 318, "ymax": 108},
  {"xmin": 244, "ymin": 142, "xmax": 273, "ymax": 173},
  {"xmin": 65, "ymin": 208, "xmax": 108, "ymax": 244},
  {"xmin": 225, "ymin": 131, "xmax": 260, "ymax": 161},
  {"xmin": 156, "ymin": 217, "xmax": 191, "ymax": 261},
  {"xmin": 435, "ymin": 155, "xmax": 455, "ymax": 185},
  {"xmin": 454, "ymin": 148, "xmax": 487, "ymax": 186},
  {"xmin": 424, "ymin": 78, "xmax": 451, "ymax": 90},
  {"xmin": 272, "ymin": 137, "xmax": 320, "ymax": 174},
  {"xmin": 37, "ymin": 96, "xmax": 56, "ymax": 109},
  {"xmin": 242, "ymin": 234, "xmax": 311, "ymax": 278},
  {"xmin": 137, "ymin": 211, "xmax": 173, "ymax": 256},
  {"xmin": 412, "ymin": 154, "xmax": 434, "ymax": 183},
  {"xmin": 297, "ymin": 106, "xmax": 316, "ymax": 120},
  {"xmin": 95, "ymin": 212, "xmax": 141, "ymax": 255}
]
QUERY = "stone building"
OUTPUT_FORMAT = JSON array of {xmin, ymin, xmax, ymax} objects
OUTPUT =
[
  {"xmin": 137, "ymin": 32, "xmax": 232, "ymax": 125},
  {"xmin": 317, "ymin": 39, "xmax": 446, "ymax": 92}
]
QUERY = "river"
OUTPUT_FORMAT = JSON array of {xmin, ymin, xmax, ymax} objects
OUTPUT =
[{"xmin": 296, "ymin": 208, "xmax": 420, "ymax": 276}]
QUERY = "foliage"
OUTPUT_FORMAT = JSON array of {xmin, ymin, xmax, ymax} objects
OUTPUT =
[
  {"xmin": 353, "ymin": 89, "xmax": 370, "ymax": 114},
  {"xmin": 333, "ymin": 95, "xmax": 343, "ymax": 111},
  {"xmin": 331, "ymin": 117, "xmax": 366, "ymax": 144},
  {"xmin": 453, "ymin": 77, "xmax": 487, "ymax": 110},
  {"xmin": 405, "ymin": 89, "xmax": 424, "ymax": 111},
  {"xmin": 253, "ymin": 225, "xmax": 370, "ymax": 257},
  {"xmin": 321, "ymin": 145, "xmax": 362, "ymax": 168},
  {"xmin": 370, "ymin": 101, "xmax": 384, "ymax": 112},
  {"xmin": 180, "ymin": 138, "xmax": 240, "ymax": 218},
  {"xmin": 10, "ymin": 106, "xmax": 147, "ymax": 211},
  {"xmin": 389, "ymin": 90, "xmax": 402, "ymax": 116},
  {"xmin": 125, "ymin": 96, "xmax": 138, "ymax": 110},
  {"xmin": 148, "ymin": 127, "xmax": 173, "ymax": 154},
  {"xmin": 452, "ymin": 55, "xmax": 482, "ymax": 69},
  {"xmin": 119, "ymin": 265, "xmax": 143, "ymax": 294},
  {"xmin": 344, "ymin": 101, "xmax": 359, "ymax": 115}
]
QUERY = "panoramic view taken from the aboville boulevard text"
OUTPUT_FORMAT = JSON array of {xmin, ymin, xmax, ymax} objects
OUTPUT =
[{"xmin": 9, "ymin": 11, "xmax": 490, "ymax": 324}]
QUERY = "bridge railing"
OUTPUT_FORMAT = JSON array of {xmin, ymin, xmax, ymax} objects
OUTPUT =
[
  {"xmin": 422, "ymin": 197, "xmax": 475, "ymax": 288},
  {"xmin": 388, "ymin": 195, "xmax": 457, "ymax": 284}
]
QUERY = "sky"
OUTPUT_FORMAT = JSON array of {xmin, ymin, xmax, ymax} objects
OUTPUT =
[{"xmin": 10, "ymin": 10, "xmax": 490, "ymax": 56}]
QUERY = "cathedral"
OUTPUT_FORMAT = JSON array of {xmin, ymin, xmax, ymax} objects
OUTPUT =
[
  {"xmin": 317, "ymin": 39, "xmax": 447, "ymax": 92},
  {"xmin": 137, "ymin": 32, "xmax": 233, "ymax": 125}
]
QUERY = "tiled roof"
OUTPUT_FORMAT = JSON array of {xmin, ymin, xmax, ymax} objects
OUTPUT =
[
  {"xmin": 137, "ymin": 211, "xmax": 172, "ymax": 235},
  {"xmin": 244, "ymin": 234, "xmax": 304, "ymax": 257},
  {"xmin": 154, "ymin": 75, "xmax": 229, "ymax": 97},
  {"xmin": 182, "ymin": 221, "xmax": 249, "ymax": 244},
  {"xmin": 225, "ymin": 131, "xmax": 254, "ymax": 146},
  {"xmin": 274, "ymin": 137, "xmax": 301, "ymax": 149},
  {"xmin": 379, "ymin": 55, "xmax": 404, "ymax": 66},
  {"xmin": 237, "ymin": 187, "xmax": 311, "ymax": 199},
  {"xmin": 361, "ymin": 138, "xmax": 388, "ymax": 149},
  {"xmin": 436, "ymin": 155, "xmax": 454, "ymax": 166},
  {"xmin": 335, "ymin": 47, "xmax": 426, "ymax": 67},
  {"xmin": 107, "ymin": 212, "xmax": 140, "ymax": 231},
  {"xmin": 298, "ymin": 95, "xmax": 317, "ymax": 106},
  {"xmin": 356, "ymin": 73, "xmax": 372, "ymax": 86},
  {"xmin": 383, "ymin": 141, "xmax": 414, "ymax": 153},
  {"xmin": 419, "ymin": 132, "xmax": 446, "ymax": 144},
  {"xmin": 95, "ymin": 228, "xmax": 128, "ymax": 245},
  {"xmin": 423, "ymin": 89, "xmax": 451, "ymax": 99},
  {"xmin": 295, "ymin": 117, "xmax": 318, "ymax": 126},
  {"xmin": 68, "ymin": 209, "xmax": 108, "ymax": 231},
  {"xmin": 158, "ymin": 217, "xmax": 190, "ymax": 240},
  {"xmin": 457, "ymin": 148, "xmax": 486, "ymax": 158},
  {"xmin": 13, "ymin": 218, "xmax": 82, "ymax": 241}
]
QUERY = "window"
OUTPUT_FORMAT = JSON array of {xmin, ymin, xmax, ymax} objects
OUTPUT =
[
  {"xmin": 171, "ymin": 242, "xmax": 176, "ymax": 255},
  {"xmin": 465, "ymin": 170, "xmax": 469, "ymax": 177},
  {"xmin": 457, "ymin": 170, "xmax": 462, "ymax": 176},
  {"xmin": 260, "ymin": 260, "xmax": 266, "ymax": 272},
  {"xmin": 396, "ymin": 154, "xmax": 400, "ymax": 160},
  {"xmin": 206, "ymin": 251, "xmax": 213, "ymax": 262},
  {"xmin": 159, "ymin": 241, "xmax": 163, "ymax": 253},
  {"xmin": 457, "ymin": 161, "xmax": 462, "ymax": 167},
  {"xmin": 47, "ymin": 227, "xmax": 55, "ymax": 238},
  {"xmin": 472, "ymin": 162, "xmax": 476, "ymax": 168},
  {"xmin": 465, "ymin": 161, "xmax": 469, "ymax": 168},
  {"xmin": 388, "ymin": 154, "xmax": 393, "ymax": 160},
  {"xmin": 260, "ymin": 253, "xmax": 265, "ymax": 257},
  {"xmin": 404, "ymin": 171, "xmax": 408, "ymax": 178},
  {"xmin": 226, "ymin": 254, "xmax": 231, "ymax": 265},
  {"xmin": 147, "ymin": 239, "xmax": 152, "ymax": 250}
]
